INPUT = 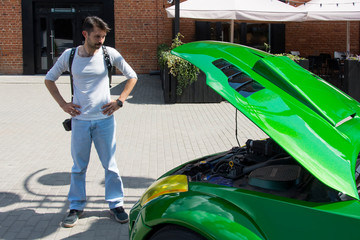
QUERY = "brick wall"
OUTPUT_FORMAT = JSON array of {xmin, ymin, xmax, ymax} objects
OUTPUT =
[
  {"xmin": 113, "ymin": 0, "xmax": 200, "ymax": 74},
  {"xmin": 286, "ymin": 21, "xmax": 360, "ymax": 57},
  {"xmin": 0, "ymin": 0, "xmax": 23, "ymax": 74},
  {"xmin": 113, "ymin": 0, "xmax": 359, "ymax": 74},
  {"xmin": 114, "ymin": 0, "xmax": 173, "ymax": 74},
  {"xmin": 0, "ymin": 0, "xmax": 359, "ymax": 75}
]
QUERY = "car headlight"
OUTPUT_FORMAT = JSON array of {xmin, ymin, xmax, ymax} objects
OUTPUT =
[{"xmin": 140, "ymin": 175, "xmax": 188, "ymax": 206}]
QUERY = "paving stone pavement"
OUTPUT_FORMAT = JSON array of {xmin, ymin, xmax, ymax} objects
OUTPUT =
[{"xmin": 0, "ymin": 74, "xmax": 267, "ymax": 240}]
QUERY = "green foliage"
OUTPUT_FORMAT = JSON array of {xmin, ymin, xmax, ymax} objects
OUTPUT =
[
  {"xmin": 157, "ymin": 33, "xmax": 200, "ymax": 96},
  {"xmin": 275, "ymin": 53, "xmax": 306, "ymax": 62},
  {"xmin": 157, "ymin": 43, "xmax": 170, "ymax": 68},
  {"xmin": 168, "ymin": 54, "xmax": 200, "ymax": 96},
  {"xmin": 264, "ymin": 42, "xmax": 271, "ymax": 53},
  {"xmin": 263, "ymin": 43, "xmax": 306, "ymax": 62},
  {"xmin": 347, "ymin": 55, "xmax": 360, "ymax": 61}
]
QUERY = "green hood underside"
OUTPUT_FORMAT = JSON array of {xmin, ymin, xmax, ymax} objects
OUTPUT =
[{"xmin": 171, "ymin": 41, "xmax": 360, "ymax": 200}]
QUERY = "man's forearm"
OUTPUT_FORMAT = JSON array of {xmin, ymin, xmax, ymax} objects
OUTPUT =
[
  {"xmin": 118, "ymin": 78, "xmax": 137, "ymax": 102},
  {"xmin": 44, "ymin": 79, "xmax": 67, "ymax": 108},
  {"xmin": 45, "ymin": 79, "xmax": 81, "ymax": 116}
]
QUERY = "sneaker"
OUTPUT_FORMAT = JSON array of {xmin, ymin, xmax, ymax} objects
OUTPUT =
[
  {"xmin": 110, "ymin": 206, "xmax": 129, "ymax": 223},
  {"xmin": 62, "ymin": 209, "xmax": 84, "ymax": 228}
]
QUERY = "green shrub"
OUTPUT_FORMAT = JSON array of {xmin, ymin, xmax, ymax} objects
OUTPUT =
[
  {"xmin": 158, "ymin": 33, "xmax": 200, "ymax": 96},
  {"xmin": 274, "ymin": 53, "xmax": 306, "ymax": 62},
  {"xmin": 157, "ymin": 43, "xmax": 170, "ymax": 68}
]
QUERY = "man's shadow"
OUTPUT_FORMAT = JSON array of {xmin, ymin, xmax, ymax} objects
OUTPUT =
[
  {"xmin": 0, "ymin": 192, "xmax": 64, "ymax": 239},
  {"xmin": 0, "ymin": 169, "xmax": 156, "ymax": 239}
]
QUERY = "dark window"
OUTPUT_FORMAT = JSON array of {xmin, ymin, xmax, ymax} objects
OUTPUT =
[
  {"xmin": 213, "ymin": 59, "xmax": 264, "ymax": 98},
  {"xmin": 195, "ymin": 21, "xmax": 285, "ymax": 53},
  {"xmin": 246, "ymin": 23, "xmax": 269, "ymax": 51}
]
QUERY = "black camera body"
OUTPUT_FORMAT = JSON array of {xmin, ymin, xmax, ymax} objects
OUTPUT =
[{"xmin": 63, "ymin": 118, "xmax": 72, "ymax": 131}]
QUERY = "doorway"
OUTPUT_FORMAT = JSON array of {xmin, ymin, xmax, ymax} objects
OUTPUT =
[
  {"xmin": 34, "ymin": 4, "xmax": 104, "ymax": 73},
  {"xmin": 35, "ymin": 14, "xmax": 75, "ymax": 73},
  {"xmin": 22, "ymin": 1, "xmax": 114, "ymax": 74}
]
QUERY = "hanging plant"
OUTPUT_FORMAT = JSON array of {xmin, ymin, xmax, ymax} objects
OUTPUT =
[
  {"xmin": 167, "ymin": 53, "xmax": 199, "ymax": 96},
  {"xmin": 157, "ymin": 43, "xmax": 170, "ymax": 68},
  {"xmin": 157, "ymin": 33, "xmax": 200, "ymax": 96}
]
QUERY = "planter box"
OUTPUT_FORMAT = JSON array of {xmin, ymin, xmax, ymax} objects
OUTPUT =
[
  {"xmin": 160, "ymin": 67, "xmax": 165, "ymax": 90},
  {"xmin": 162, "ymin": 66, "xmax": 177, "ymax": 104},
  {"xmin": 175, "ymin": 71, "xmax": 222, "ymax": 103},
  {"xmin": 343, "ymin": 60, "xmax": 360, "ymax": 102},
  {"xmin": 162, "ymin": 68, "xmax": 222, "ymax": 104}
]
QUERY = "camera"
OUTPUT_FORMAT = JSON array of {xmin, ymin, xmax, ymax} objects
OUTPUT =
[{"xmin": 63, "ymin": 118, "xmax": 72, "ymax": 131}]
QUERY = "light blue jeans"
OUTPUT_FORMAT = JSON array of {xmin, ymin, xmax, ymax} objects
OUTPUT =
[{"xmin": 68, "ymin": 115, "xmax": 124, "ymax": 210}]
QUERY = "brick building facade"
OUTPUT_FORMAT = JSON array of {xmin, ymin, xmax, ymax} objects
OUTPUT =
[
  {"xmin": 0, "ymin": 0, "xmax": 23, "ymax": 74},
  {"xmin": 0, "ymin": 0, "xmax": 359, "ymax": 75}
]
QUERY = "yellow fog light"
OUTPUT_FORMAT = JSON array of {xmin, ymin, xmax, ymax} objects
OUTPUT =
[{"xmin": 140, "ymin": 175, "xmax": 188, "ymax": 206}]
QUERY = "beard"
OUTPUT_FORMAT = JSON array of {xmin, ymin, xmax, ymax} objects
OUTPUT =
[
  {"xmin": 87, "ymin": 40, "xmax": 102, "ymax": 50},
  {"xmin": 94, "ymin": 43, "xmax": 102, "ymax": 49}
]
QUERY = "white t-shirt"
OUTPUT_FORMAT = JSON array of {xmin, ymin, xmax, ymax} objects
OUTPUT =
[{"xmin": 45, "ymin": 46, "xmax": 137, "ymax": 120}]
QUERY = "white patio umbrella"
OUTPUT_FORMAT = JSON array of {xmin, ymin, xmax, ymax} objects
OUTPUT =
[
  {"xmin": 298, "ymin": 0, "xmax": 360, "ymax": 53},
  {"xmin": 166, "ymin": 0, "xmax": 307, "ymax": 42}
]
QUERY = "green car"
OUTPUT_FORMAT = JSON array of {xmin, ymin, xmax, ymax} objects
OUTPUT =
[{"xmin": 129, "ymin": 41, "xmax": 360, "ymax": 240}]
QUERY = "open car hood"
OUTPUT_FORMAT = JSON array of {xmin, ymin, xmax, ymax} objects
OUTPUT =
[{"xmin": 172, "ymin": 41, "xmax": 360, "ymax": 199}]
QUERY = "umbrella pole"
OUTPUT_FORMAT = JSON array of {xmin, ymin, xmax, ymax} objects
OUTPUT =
[
  {"xmin": 230, "ymin": 20, "xmax": 234, "ymax": 43},
  {"xmin": 346, "ymin": 21, "xmax": 350, "ymax": 54},
  {"xmin": 174, "ymin": 0, "xmax": 180, "ymax": 37}
]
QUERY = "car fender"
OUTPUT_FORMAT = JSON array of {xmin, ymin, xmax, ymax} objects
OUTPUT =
[{"xmin": 141, "ymin": 192, "xmax": 266, "ymax": 240}]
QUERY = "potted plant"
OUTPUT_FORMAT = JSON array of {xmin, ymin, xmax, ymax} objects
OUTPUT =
[
  {"xmin": 157, "ymin": 43, "xmax": 170, "ymax": 88},
  {"xmin": 158, "ymin": 33, "xmax": 222, "ymax": 103},
  {"xmin": 275, "ymin": 53, "xmax": 309, "ymax": 70},
  {"xmin": 264, "ymin": 43, "xmax": 308, "ymax": 70},
  {"xmin": 157, "ymin": 43, "xmax": 170, "ymax": 96}
]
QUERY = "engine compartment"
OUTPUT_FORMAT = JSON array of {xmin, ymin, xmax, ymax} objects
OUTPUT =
[{"xmin": 172, "ymin": 138, "xmax": 344, "ymax": 203}]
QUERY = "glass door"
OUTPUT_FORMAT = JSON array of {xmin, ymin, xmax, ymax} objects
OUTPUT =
[
  {"xmin": 34, "ymin": 7, "xmax": 75, "ymax": 73},
  {"xmin": 34, "ymin": 3, "xmax": 105, "ymax": 74},
  {"xmin": 50, "ymin": 16, "xmax": 74, "ymax": 66},
  {"xmin": 25, "ymin": 1, "xmax": 110, "ymax": 74},
  {"xmin": 37, "ymin": 17, "xmax": 49, "ymax": 73}
]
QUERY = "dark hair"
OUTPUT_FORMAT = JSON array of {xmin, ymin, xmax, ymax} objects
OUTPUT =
[{"xmin": 82, "ymin": 16, "xmax": 111, "ymax": 33}]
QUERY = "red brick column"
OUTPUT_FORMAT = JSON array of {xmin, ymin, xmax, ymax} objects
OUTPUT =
[{"xmin": 0, "ymin": 0, "xmax": 23, "ymax": 74}]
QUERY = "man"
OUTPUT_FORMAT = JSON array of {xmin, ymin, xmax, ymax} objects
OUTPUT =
[{"xmin": 45, "ymin": 16, "xmax": 137, "ymax": 228}]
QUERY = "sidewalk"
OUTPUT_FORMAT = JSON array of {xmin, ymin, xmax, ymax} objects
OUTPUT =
[{"xmin": 0, "ymin": 74, "xmax": 266, "ymax": 239}]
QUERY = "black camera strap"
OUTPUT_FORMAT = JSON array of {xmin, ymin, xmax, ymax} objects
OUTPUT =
[
  {"xmin": 102, "ymin": 46, "xmax": 113, "ymax": 87},
  {"xmin": 69, "ymin": 48, "xmax": 76, "ymax": 101},
  {"xmin": 68, "ymin": 45, "xmax": 113, "ymax": 101}
]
